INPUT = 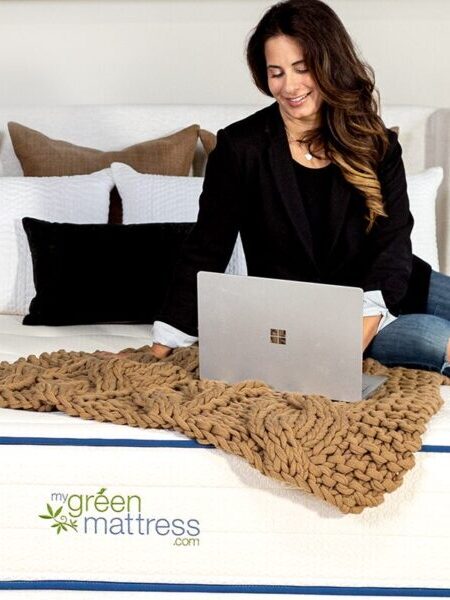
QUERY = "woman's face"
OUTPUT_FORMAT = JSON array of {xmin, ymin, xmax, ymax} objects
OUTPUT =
[{"xmin": 265, "ymin": 34, "xmax": 323, "ymax": 128}]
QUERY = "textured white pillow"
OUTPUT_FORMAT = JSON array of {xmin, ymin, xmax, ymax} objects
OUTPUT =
[
  {"xmin": 406, "ymin": 167, "xmax": 443, "ymax": 272},
  {"xmin": 111, "ymin": 162, "xmax": 247, "ymax": 277},
  {"xmin": 0, "ymin": 169, "xmax": 113, "ymax": 315}
]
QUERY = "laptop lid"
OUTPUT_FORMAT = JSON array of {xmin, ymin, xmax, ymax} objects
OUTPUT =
[{"xmin": 197, "ymin": 272, "xmax": 364, "ymax": 402}]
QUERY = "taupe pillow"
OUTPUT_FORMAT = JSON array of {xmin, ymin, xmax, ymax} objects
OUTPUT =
[
  {"xmin": 199, "ymin": 128, "xmax": 217, "ymax": 155},
  {"xmin": 194, "ymin": 129, "xmax": 218, "ymax": 177},
  {"xmin": 8, "ymin": 122, "xmax": 200, "ymax": 223}
]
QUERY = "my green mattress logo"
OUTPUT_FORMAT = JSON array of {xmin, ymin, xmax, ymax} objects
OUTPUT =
[
  {"xmin": 39, "ymin": 502, "xmax": 78, "ymax": 534},
  {"xmin": 38, "ymin": 487, "xmax": 200, "ymax": 545}
]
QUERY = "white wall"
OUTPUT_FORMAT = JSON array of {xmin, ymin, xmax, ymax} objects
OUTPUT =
[{"xmin": 0, "ymin": 0, "xmax": 449, "ymax": 107}]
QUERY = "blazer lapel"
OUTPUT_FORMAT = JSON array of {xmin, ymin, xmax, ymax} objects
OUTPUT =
[{"xmin": 265, "ymin": 104, "xmax": 319, "ymax": 272}]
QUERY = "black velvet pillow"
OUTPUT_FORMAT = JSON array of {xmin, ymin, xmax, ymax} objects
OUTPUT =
[{"xmin": 22, "ymin": 217, "xmax": 193, "ymax": 326}]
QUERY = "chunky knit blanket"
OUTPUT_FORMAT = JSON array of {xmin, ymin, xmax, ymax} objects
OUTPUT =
[{"xmin": 0, "ymin": 345, "xmax": 447, "ymax": 514}]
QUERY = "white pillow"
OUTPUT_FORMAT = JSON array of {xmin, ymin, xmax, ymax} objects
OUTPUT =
[
  {"xmin": 406, "ymin": 167, "xmax": 443, "ymax": 272},
  {"xmin": 111, "ymin": 162, "xmax": 247, "ymax": 277},
  {"xmin": 0, "ymin": 169, "xmax": 113, "ymax": 315}
]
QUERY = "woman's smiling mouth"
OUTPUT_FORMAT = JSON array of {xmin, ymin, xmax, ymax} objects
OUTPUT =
[{"xmin": 285, "ymin": 92, "xmax": 311, "ymax": 106}]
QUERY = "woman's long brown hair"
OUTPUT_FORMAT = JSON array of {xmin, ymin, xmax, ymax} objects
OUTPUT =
[{"xmin": 246, "ymin": 0, "xmax": 391, "ymax": 231}]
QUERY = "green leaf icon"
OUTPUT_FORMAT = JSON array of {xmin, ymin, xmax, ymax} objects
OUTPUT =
[
  {"xmin": 97, "ymin": 488, "xmax": 106, "ymax": 495},
  {"xmin": 40, "ymin": 501, "xmax": 77, "ymax": 534}
]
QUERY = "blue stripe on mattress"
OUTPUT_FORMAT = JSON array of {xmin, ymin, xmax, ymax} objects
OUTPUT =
[
  {"xmin": 0, "ymin": 436, "xmax": 449, "ymax": 452},
  {"xmin": 1, "ymin": 581, "xmax": 450, "ymax": 595},
  {"xmin": 420, "ymin": 445, "xmax": 450, "ymax": 453},
  {"xmin": 0, "ymin": 436, "xmax": 206, "ymax": 448}
]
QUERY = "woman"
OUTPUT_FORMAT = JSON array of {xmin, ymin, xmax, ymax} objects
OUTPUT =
[{"xmin": 149, "ymin": 0, "xmax": 450, "ymax": 376}]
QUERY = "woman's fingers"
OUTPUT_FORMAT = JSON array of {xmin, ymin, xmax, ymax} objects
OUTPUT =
[
  {"xmin": 150, "ymin": 344, "xmax": 173, "ymax": 358},
  {"xmin": 93, "ymin": 346, "xmax": 173, "ymax": 360},
  {"xmin": 93, "ymin": 350, "xmax": 133, "ymax": 359}
]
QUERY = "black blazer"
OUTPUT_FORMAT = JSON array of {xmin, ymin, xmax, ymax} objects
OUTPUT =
[{"xmin": 157, "ymin": 102, "xmax": 431, "ymax": 336}]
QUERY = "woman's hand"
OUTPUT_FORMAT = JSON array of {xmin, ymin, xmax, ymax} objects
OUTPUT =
[
  {"xmin": 150, "ymin": 343, "xmax": 173, "ymax": 358},
  {"xmin": 93, "ymin": 344, "xmax": 173, "ymax": 360},
  {"xmin": 363, "ymin": 315, "xmax": 382, "ymax": 351}
]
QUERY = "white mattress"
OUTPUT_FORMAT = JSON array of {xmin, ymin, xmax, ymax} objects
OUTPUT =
[{"xmin": 0, "ymin": 314, "xmax": 450, "ymax": 597}]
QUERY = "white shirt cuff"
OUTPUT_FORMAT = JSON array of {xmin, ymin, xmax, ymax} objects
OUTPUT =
[
  {"xmin": 152, "ymin": 320, "xmax": 198, "ymax": 348},
  {"xmin": 363, "ymin": 290, "xmax": 397, "ymax": 333}
]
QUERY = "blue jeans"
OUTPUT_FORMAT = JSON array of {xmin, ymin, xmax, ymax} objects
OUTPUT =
[{"xmin": 365, "ymin": 270, "xmax": 450, "ymax": 376}]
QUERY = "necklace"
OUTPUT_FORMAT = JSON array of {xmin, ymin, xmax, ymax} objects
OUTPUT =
[{"xmin": 284, "ymin": 128, "xmax": 314, "ymax": 161}]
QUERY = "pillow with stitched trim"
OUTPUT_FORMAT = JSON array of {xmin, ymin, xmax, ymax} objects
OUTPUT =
[{"xmin": 22, "ymin": 218, "xmax": 194, "ymax": 326}]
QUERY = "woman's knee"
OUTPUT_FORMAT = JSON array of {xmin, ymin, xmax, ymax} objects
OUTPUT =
[{"xmin": 367, "ymin": 314, "xmax": 450, "ymax": 374}]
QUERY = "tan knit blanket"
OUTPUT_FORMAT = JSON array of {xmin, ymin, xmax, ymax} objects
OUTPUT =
[{"xmin": 0, "ymin": 345, "xmax": 447, "ymax": 514}]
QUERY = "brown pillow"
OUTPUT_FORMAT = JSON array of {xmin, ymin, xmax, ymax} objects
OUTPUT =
[
  {"xmin": 199, "ymin": 128, "xmax": 217, "ymax": 155},
  {"xmin": 8, "ymin": 122, "xmax": 200, "ymax": 223},
  {"xmin": 194, "ymin": 129, "xmax": 218, "ymax": 177}
]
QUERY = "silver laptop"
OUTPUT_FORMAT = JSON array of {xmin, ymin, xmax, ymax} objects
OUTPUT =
[{"xmin": 197, "ymin": 272, "xmax": 386, "ymax": 402}]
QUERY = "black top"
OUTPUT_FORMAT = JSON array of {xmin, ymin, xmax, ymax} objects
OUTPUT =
[{"xmin": 292, "ymin": 159, "xmax": 335, "ymax": 273}]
